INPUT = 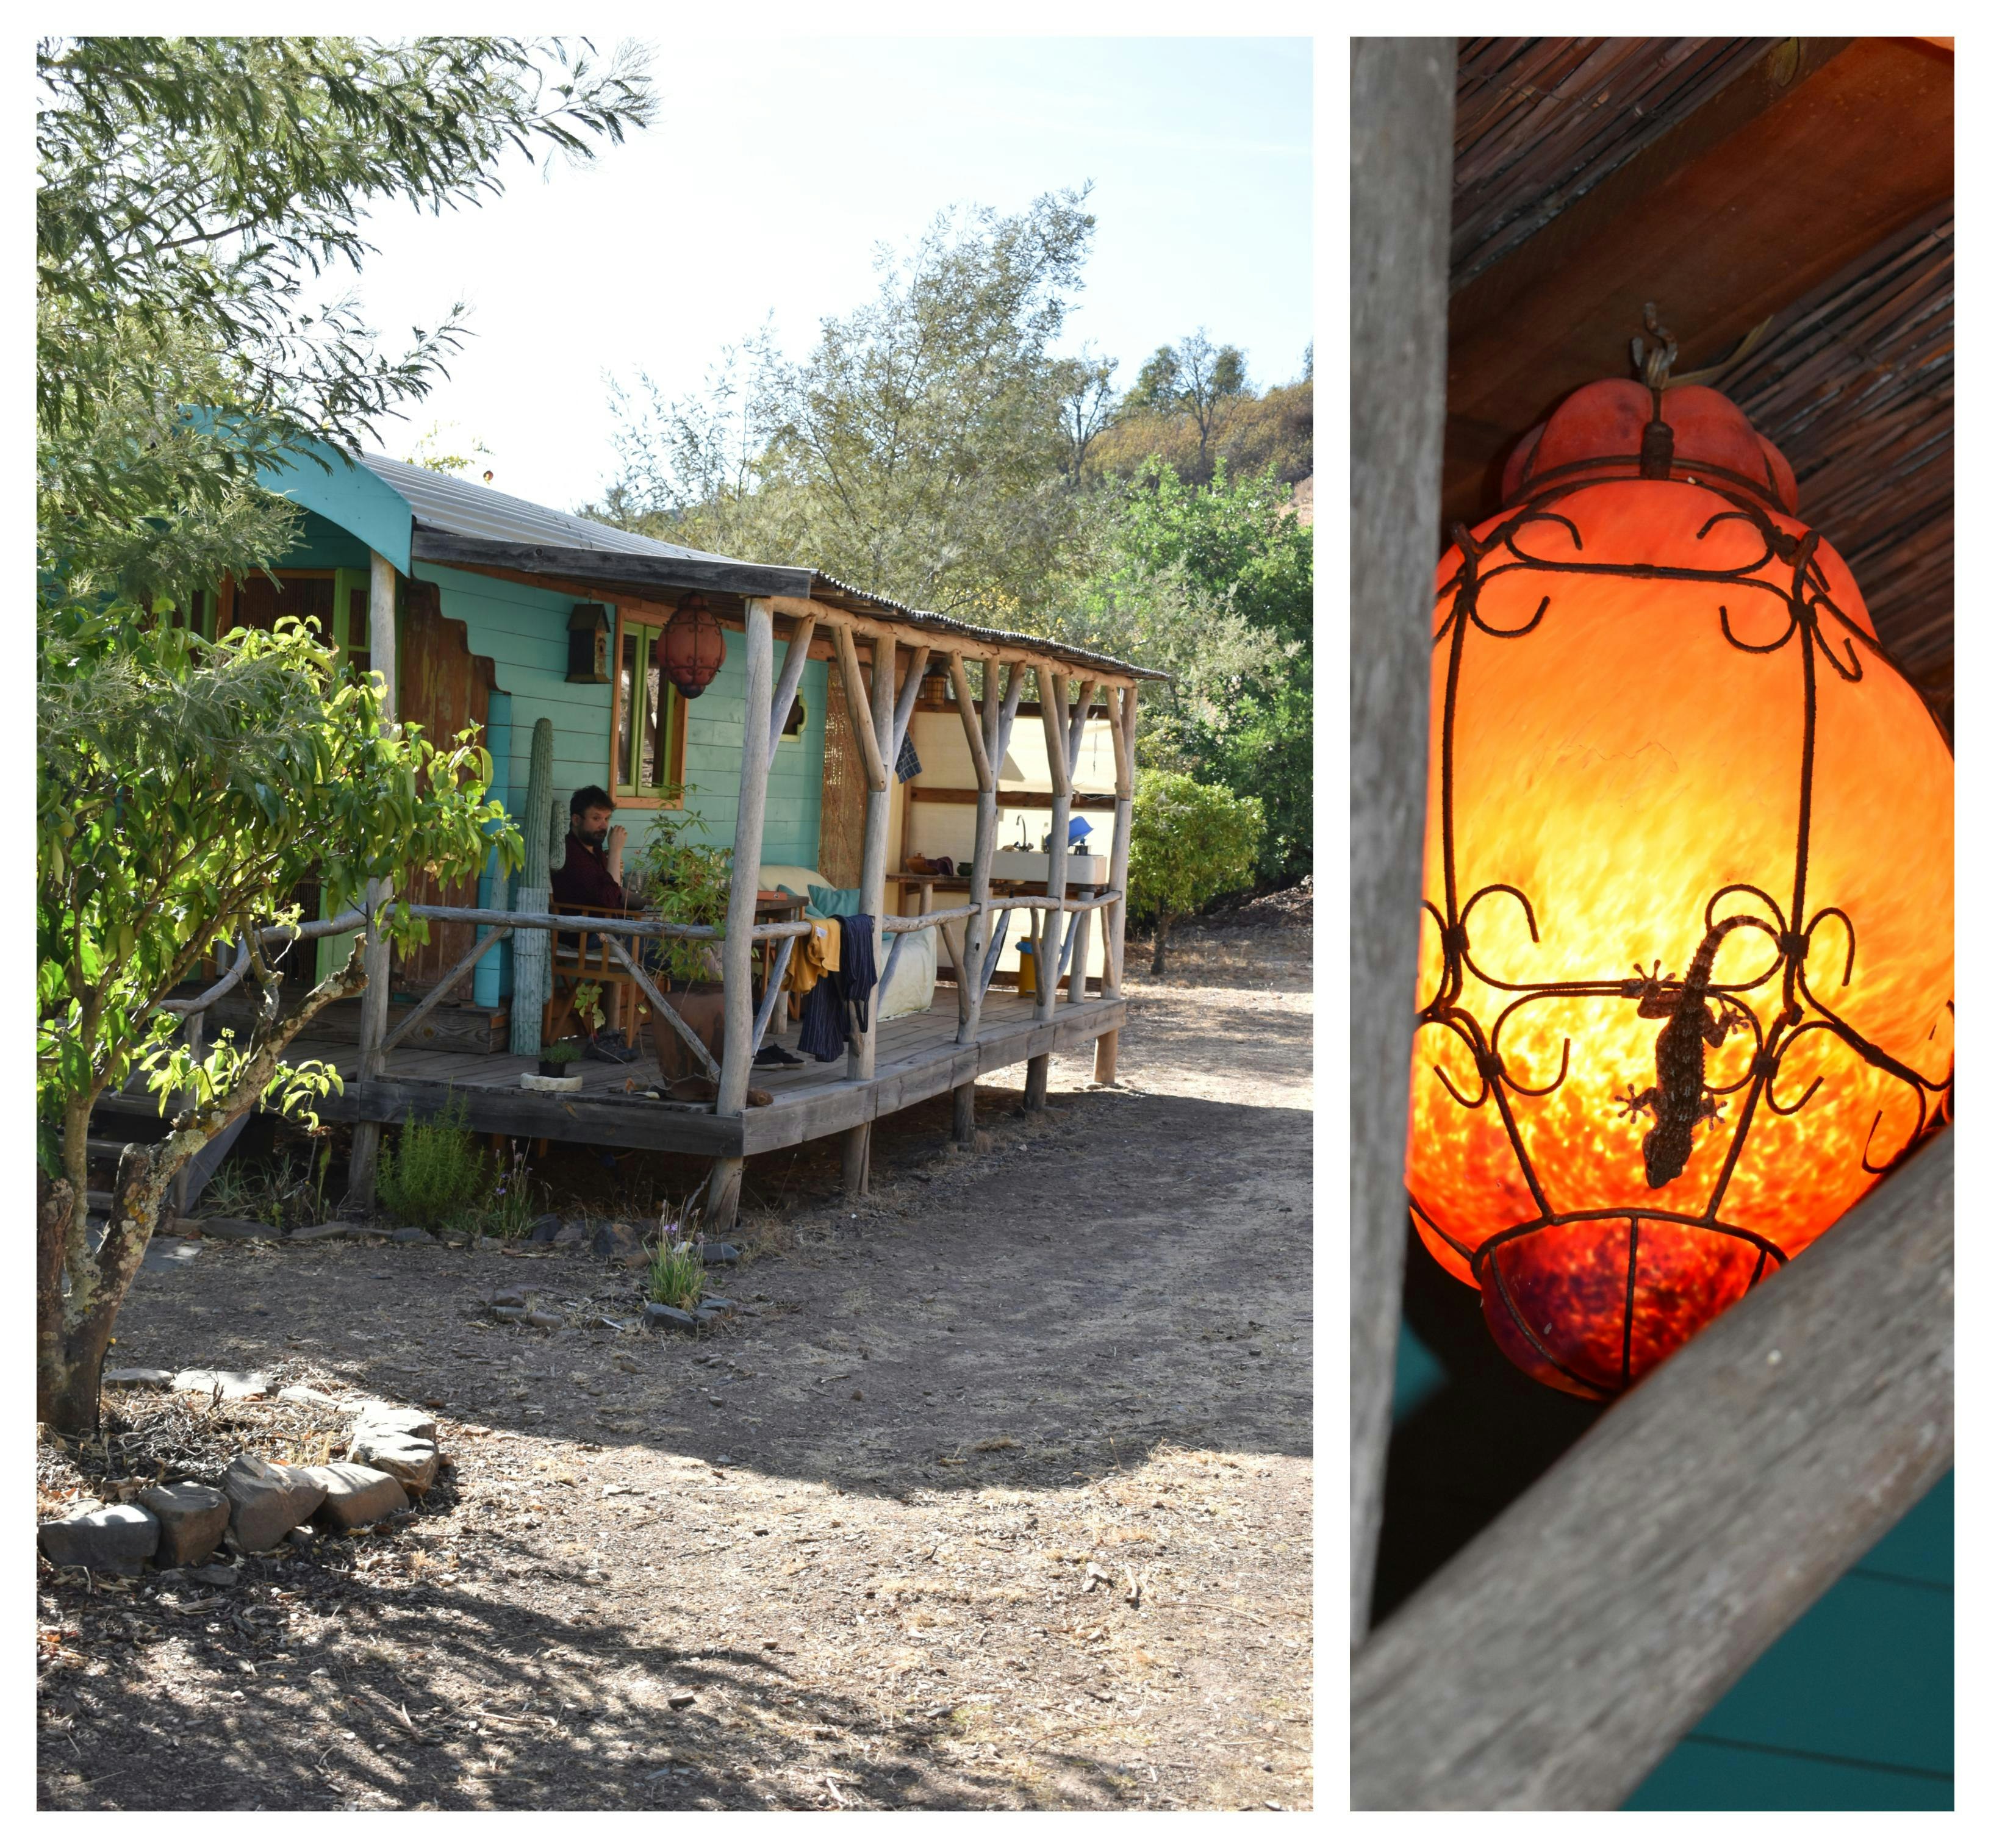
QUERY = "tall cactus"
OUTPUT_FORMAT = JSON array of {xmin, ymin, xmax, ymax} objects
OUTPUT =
[{"xmin": 508, "ymin": 718, "xmax": 555, "ymax": 1056}]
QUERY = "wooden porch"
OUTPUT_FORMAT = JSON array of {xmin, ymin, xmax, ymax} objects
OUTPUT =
[{"xmin": 290, "ymin": 987, "xmax": 1124, "ymax": 1160}]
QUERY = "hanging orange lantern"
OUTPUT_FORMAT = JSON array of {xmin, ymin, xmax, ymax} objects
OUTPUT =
[
  {"xmin": 1408, "ymin": 318, "xmax": 1953, "ymax": 1399},
  {"xmin": 661, "ymin": 592, "xmax": 726, "ymax": 698}
]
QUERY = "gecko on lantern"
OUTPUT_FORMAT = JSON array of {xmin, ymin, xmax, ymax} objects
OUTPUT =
[{"xmin": 1614, "ymin": 914, "xmax": 1766, "ymax": 1187}]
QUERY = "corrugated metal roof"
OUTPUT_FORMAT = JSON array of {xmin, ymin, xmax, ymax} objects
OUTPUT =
[
  {"xmin": 362, "ymin": 453, "xmax": 1168, "ymax": 682},
  {"xmin": 357, "ymin": 453, "xmax": 751, "ymax": 567}
]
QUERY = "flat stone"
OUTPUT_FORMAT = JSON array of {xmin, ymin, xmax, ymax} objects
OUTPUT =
[
  {"xmin": 290, "ymin": 1221, "xmax": 353, "ymax": 1242},
  {"xmin": 526, "ymin": 1214, "xmax": 562, "ymax": 1244},
  {"xmin": 302, "ymin": 1462, "xmax": 409, "ymax": 1531},
  {"xmin": 353, "ymin": 1401, "xmax": 438, "ymax": 1441},
  {"xmin": 173, "ymin": 1368, "xmax": 270, "ymax": 1400},
  {"xmin": 691, "ymin": 1307, "xmax": 719, "ymax": 1326},
  {"xmin": 140, "ymin": 1240, "xmax": 201, "ymax": 1273},
  {"xmin": 138, "ymin": 1481, "xmax": 229, "ymax": 1567},
  {"xmin": 554, "ymin": 1221, "xmax": 590, "ymax": 1245},
  {"xmin": 697, "ymin": 1242, "xmax": 742, "ymax": 1264},
  {"xmin": 492, "ymin": 1306, "xmax": 527, "ymax": 1323},
  {"xmin": 492, "ymin": 1288, "xmax": 528, "ymax": 1309},
  {"xmin": 525, "ymin": 1309, "xmax": 563, "ymax": 1330},
  {"xmin": 389, "ymin": 1226, "xmax": 435, "ymax": 1245},
  {"xmin": 645, "ymin": 1303, "xmax": 697, "ymax": 1333},
  {"xmin": 697, "ymin": 1297, "xmax": 735, "ymax": 1314},
  {"xmin": 39, "ymin": 1504, "xmax": 159, "ymax": 1575},
  {"xmin": 348, "ymin": 1430, "xmax": 439, "ymax": 1495},
  {"xmin": 200, "ymin": 1217, "xmax": 283, "ymax": 1242},
  {"xmin": 187, "ymin": 1561, "xmax": 239, "ymax": 1588},
  {"xmin": 221, "ymin": 1453, "xmax": 327, "ymax": 1553},
  {"xmin": 104, "ymin": 1366, "xmax": 174, "ymax": 1388}
]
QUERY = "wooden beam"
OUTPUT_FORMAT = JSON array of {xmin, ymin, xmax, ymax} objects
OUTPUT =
[
  {"xmin": 1353, "ymin": 1131, "xmax": 1954, "ymax": 1811},
  {"xmin": 766, "ymin": 614, "xmax": 817, "ymax": 773},
  {"xmin": 892, "ymin": 644, "xmax": 931, "ymax": 760},
  {"xmin": 381, "ymin": 927, "xmax": 509, "ymax": 1052},
  {"xmin": 766, "ymin": 594, "xmax": 1139, "ymax": 690},
  {"xmin": 1035, "ymin": 668, "xmax": 1073, "ymax": 1033},
  {"xmin": 1351, "ymin": 35, "xmax": 1452, "ymax": 1645},
  {"xmin": 909, "ymin": 787, "xmax": 1117, "ymax": 811},
  {"xmin": 997, "ymin": 663, "xmax": 1027, "ymax": 762},
  {"xmin": 831, "ymin": 621, "xmax": 889, "ymax": 793},
  {"xmin": 845, "ymin": 631, "xmax": 897, "ymax": 1198},
  {"xmin": 717, "ymin": 600, "xmax": 774, "ymax": 1119},
  {"xmin": 1441, "ymin": 35, "xmax": 1951, "ymax": 533},
  {"xmin": 947, "ymin": 654, "xmax": 994, "ymax": 791},
  {"xmin": 1063, "ymin": 677, "xmax": 1097, "ymax": 778}
]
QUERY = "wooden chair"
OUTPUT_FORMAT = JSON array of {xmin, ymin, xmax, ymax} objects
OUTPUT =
[{"xmin": 543, "ymin": 903, "xmax": 656, "ymax": 1044}]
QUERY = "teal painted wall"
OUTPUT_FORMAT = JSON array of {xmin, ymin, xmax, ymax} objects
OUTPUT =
[
  {"xmin": 396, "ymin": 563, "xmax": 823, "ymax": 871},
  {"xmin": 282, "ymin": 508, "xmax": 372, "ymax": 572},
  {"xmin": 1386, "ymin": 1333, "xmax": 1956, "ymax": 1810}
]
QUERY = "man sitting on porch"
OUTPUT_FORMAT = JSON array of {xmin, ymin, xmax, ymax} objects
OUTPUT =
[
  {"xmin": 553, "ymin": 786, "xmax": 627, "ymax": 911},
  {"xmin": 550, "ymin": 785, "xmax": 642, "ymax": 1058}
]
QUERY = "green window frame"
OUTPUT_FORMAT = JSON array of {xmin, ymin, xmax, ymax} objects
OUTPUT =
[{"xmin": 611, "ymin": 614, "xmax": 687, "ymax": 806}]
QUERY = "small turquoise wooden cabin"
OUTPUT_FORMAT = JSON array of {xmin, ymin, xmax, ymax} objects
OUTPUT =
[{"xmin": 212, "ymin": 443, "xmax": 1162, "ymax": 1219}]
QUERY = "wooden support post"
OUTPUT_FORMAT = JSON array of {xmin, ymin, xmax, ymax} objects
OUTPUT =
[
  {"xmin": 1094, "ymin": 684, "xmax": 1137, "ymax": 1084},
  {"xmin": 709, "ymin": 596, "xmax": 775, "ymax": 1231},
  {"xmin": 957, "ymin": 657, "xmax": 1000, "ymax": 1052},
  {"xmin": 381, "ymin": 926, "xmax": 511, "ymax": 1052},
  {"xmin": 766, "ymin": 614, "xmax": 817, "ymax": 772},
  {"xmin": 345, "ymin": 550, "xmax": 400, "ymax": 1212},
  {"xmin": 343, "ymin": 879, "xmax": 395, "ymax": 1211},
  {"xmin": 891, "ymin": 644, "xmax": 930, "ymax": 759},
  {"xmin": 1036, "ymin": 667, "xmax": 1072, "ymax": 1028},
  {"xmin": 1353, "ymin": 1131, "xmax": 1953, "ymax": 1811},
  {"xmin": 952, "ymin": 1080, "xmax": 976, "ymax": 1145},
  {"xmin": 842, "ymin": 631, "xmax": 897, "ymax": 1197},
  {"xmin": 947, "ymin": 653, "xmax": 994, "ymax": 792},
  {"xmin": 1023, "ymin": 1054, "xmax": 1050, "ymax": 1114},
  {"xmin": 1350, "ymin": 33, "xmax": 1454, "ymax": 1646}
]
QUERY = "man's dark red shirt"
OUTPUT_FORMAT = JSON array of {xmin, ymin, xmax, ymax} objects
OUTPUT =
[{"xmin": 551, "ymin": 833, "xmax": 627, "ymax": 911}]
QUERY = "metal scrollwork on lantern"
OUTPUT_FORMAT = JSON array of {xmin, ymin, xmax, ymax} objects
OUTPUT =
[
  {"xmin": 661, "ymin": 592, "xmax": 726, "ymax": 698},
  {"xmin": 1408, "ymin": 320, "xmax": 1954, "ymax": 1400}
]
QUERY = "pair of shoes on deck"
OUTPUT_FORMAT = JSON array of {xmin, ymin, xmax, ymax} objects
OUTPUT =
[
  {"xmin": 754, "ymin": 1044, "xmax": 803, "ymax": 1067},
  {"xmin": 585, "ymin": 1031, "xmax": 641, "ymax": 1065}
]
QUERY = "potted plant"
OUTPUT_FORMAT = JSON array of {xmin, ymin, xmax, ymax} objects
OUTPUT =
[{"xmin": 538, "ymin": 1039, "xmax": 584, "ymax": 1079}]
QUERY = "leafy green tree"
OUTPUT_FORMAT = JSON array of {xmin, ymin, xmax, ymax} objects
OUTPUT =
[
  {"xmin": 37, "ymin": 609, "xmax": 516, "ymax": 1431},
  {"xmin": 597, "ymin": 189, "xmax": 1098, "ymax": 623},
  {"xmin": 1124, "ymin": 344, "xmax": 1181, "ymax": 413},
  {"xmin": 1126, "ymin": 772, "xmax": 1265, "ymax": 976},
  {"xmin": 35, "ymin": 37, "xmax": 647, "ymax": 1431},
  {"xmin": 1052, "ymin": 459, "xmax": 1312, "ymax": 886}
]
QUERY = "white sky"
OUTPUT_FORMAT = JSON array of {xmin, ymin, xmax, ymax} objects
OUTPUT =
[{"xmin": 343, "ymin": 35, "xmax": 1313, "ymax": 511}]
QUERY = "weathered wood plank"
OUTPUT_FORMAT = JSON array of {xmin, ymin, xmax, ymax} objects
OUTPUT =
[
  {"xmin": 1351, "ymin": 34, "xmax": 1454, "ymax": 1644},
  {"xmin": 410, "ymin": 528, "xmax": 812, "ymax": 601},
  {"xmin": 1352, "ymin": 1131, "xmax": 1954, "ymax": 1811},
  {"xmin": 312, "ymin": 1077, "xmax": 747, "ymax": 1156}
]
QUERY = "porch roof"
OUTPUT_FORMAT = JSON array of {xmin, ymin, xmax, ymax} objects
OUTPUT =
[{"xmin": 276, "ymin": 446, "xmax": 1168, "ymax": 684}]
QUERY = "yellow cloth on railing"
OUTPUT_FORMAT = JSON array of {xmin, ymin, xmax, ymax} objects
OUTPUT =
[{"xmin": 781, "ymin": 918, "xmax": 841, "ymax": 998}]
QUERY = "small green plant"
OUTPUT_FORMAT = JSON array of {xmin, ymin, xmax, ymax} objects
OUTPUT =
[
  {"xmin": 448, "ymin": 1139, "xmax": 545, "ymax": 1241},
  {"xmin": 570, "ymin": 981, "xmax": 608, "ymax": 1036},
  {"xmin": 1126, "ymin": 769, "xmax": 1265, "ymax": 977},
  {"xmin": 644, "ymin": 1200, "xmax": 706, "ymax": 1308},
  {"xmin": 201, "ymin": 1136, "xmax": 334, "ymax": 1230},
  {"xmin": 623, "ymin": 804, "xmax": 732, "ymax": 984},
  {"xmin": 377, "ymin": 1092, "xmax": 489, "ymax": 1231},
  {"xmin": 540, "ymin": 1038, "xmax": 584, "ymax": 1066}
]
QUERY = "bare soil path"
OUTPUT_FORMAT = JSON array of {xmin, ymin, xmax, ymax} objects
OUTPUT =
[{"xmin": 37, "ymin": 918, "xmax": 1312, "ymax": 1811}]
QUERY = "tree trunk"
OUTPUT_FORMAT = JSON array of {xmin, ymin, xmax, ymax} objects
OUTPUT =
[{"xmin": 1150, "ymin": 906, "xmax": 1169, "ymax": 977}]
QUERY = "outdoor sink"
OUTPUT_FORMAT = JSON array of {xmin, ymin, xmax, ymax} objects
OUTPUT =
[{"xmin": 991, "ymin": 850, "xmax": 1109, "ymax": 884}]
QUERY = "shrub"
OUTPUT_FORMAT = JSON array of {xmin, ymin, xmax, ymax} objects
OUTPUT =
[
  {"xmin": 1127, "ymin": 770, "xmax": 1265, "ymax": 976},
  {"xmin": 448, "ymin": 1139, "xmax": 544, "ymax": 1242},
  {"xmin": 377, "ymin": 1092, "xmax": 489, "ymax": 1231},
  {"xmin": 645, "ymin": 1197, "xmax": 708, "ymax": 1308},
  {"xmin": 622, "ymin": 806, "xmax": 732, "ymax": 984}
]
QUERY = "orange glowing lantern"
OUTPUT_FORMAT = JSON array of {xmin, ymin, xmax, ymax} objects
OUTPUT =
[
  {"xmin": 1408, "ymin": 328, "xmax": 1953, "ymax": 1400},
  {"xmin": 661, "ymin": 592, "xmax": 726, "ymax": 698}
]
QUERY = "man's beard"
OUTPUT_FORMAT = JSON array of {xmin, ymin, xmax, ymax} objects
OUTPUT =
[{"xmin": 578, "ymin": 825, "xmax": 608, "ymax": 848}]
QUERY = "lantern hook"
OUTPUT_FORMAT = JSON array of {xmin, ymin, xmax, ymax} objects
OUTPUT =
[{"xmin": 1630, "ymin": 303, "xmax": 1678, "ymax": 392}]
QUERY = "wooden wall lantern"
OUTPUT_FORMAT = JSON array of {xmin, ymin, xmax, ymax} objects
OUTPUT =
[
  {"xmin": 661, "ymin": 592, "xmax": 726, "ymax": 698},
  {"xmin": 565, "ymin": 603, "xmax": 611, "ymax": 683},
  {"xmin": 1408, "ymin": 323, "xmax": 1954, "ymax": 1399}
]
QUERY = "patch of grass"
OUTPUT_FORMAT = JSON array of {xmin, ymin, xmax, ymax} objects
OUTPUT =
[
  {"xmin": 645, "ymin": 1234, "xmax": 706, "ymax": 1311},
  {"xmin": 201, "ymin": 1136, "xmax": 334, "ymax": 1230},
  {"xmin": 378, "ymin": 1092, "xmax": 489, "ymax": 1231},
  {"xmin": 446, "ymin": 1139, "xmax": 546, "ymax": 1241}
]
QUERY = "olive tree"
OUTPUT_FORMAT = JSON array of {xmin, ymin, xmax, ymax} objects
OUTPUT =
[
  {"xmin": 37, "ymin": 606, "xmax": 520, "ymax": 1431},
  {"xmin": 1126, "ymin": 771, "xmax": 1265, "ymax": 976}
]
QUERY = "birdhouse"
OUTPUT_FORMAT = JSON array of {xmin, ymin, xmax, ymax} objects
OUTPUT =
[
  {"xmin": 661, "ymin": 592, "xmax": 726, "ymax": 698},
  {"xmin": 565, "ymin": 603, "xmax": 611, "ymax": 683},
  {"xmin": 1407, "ymin": 360, "xmax": 1953, "ymax": 1399}
]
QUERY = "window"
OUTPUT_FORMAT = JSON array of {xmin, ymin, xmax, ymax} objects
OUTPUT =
[
  {"xmin": 215, "ymin": 568, "xmax": 374, "ymax": 677},
  {"xmin": 611, "ymin": 614, "xmax": 687, "ymax": 804}
]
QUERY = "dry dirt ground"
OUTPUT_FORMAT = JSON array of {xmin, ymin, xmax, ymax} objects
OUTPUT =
[{"xmin": 37, "ymin": 916, "xmax": 1312, "ymax": 1812}]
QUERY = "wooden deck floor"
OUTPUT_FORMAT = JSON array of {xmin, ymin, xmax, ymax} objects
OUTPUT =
[{"xmin": 290, "ymin": 989, "xmax": 1124, "ymax": 1158}]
